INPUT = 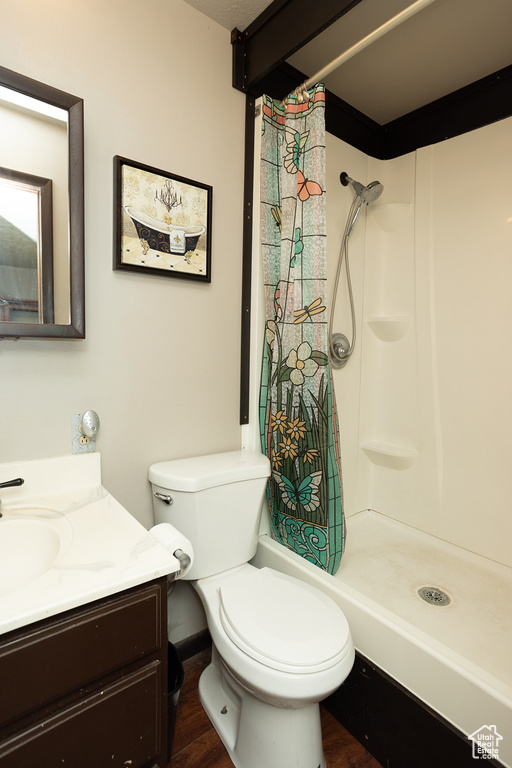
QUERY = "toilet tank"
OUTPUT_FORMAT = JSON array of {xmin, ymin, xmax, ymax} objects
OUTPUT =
[{"xmin": 148, "ymin": 450, "xmax": 270, "ymax": 580}]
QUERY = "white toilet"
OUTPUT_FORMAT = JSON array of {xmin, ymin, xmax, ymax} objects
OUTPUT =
[{"xmin": 149, "ymin": 450, "xmax": 354, "ymax": 768}]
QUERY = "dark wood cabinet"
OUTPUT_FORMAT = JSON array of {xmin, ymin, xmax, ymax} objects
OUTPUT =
[{"xmin": 0, "ymin": 578, "xmax": 169, "ymax": 768}]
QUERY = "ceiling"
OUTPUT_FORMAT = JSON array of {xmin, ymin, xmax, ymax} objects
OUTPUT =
[
  {"xmin": 183, "ymin": 0, "xmax": 274, "ymax": 35},
  {"xmin": 183, "ymin": 0, "xmax": 512, "ymax": 125}
]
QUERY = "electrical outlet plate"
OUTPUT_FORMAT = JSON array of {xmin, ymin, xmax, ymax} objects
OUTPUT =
[{"xmin": 72, "ymin": 413, "xmax": 96, "ymax": 454}]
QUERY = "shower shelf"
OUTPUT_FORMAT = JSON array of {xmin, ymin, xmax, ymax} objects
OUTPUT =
[
  {"xmin": 366, "ymin": 315, "xmax": 411, "ymax": 342},
  {"xmin": 361, "ymin": 440, "xmax": 418, "ymax": 470}
]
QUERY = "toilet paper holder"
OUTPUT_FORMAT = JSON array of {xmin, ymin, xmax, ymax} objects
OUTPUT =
[
  {"xmin": 149, "ymin": 522, "xmax": 193, "ymax": 579},
  {"xmin": 173, "ymin": 548, "xmax": 191, "ymax": 576}
]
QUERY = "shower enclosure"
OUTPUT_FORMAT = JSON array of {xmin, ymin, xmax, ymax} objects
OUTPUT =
[{"xmin": 244, "ymin": 103, "xmax": 512, "ymax": 768}]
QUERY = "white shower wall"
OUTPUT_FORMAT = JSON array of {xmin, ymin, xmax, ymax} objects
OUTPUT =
[{"xmin": 328, "ymin": 118, "xmax": 512, "ymax": 570}]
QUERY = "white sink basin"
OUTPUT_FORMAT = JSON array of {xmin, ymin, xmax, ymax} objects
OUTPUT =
[
  {"xmin": 0, "ymin": 509, "xmax": 73, "ymax": 597},
  {"xmin": 0, "ymin": 453, "xmax": 181, "ymax": 637}
]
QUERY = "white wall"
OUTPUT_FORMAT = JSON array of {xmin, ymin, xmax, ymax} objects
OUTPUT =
[
  {"xmin": 1, "ymin": 0, "xmax": 246, "ymax": 537},
  {"xmin": 418, "ymin": 119, "xmax": 512, "ymax": 566},
  {"xmin": 326, "ymin": 118, "xmax": 512, "ymax": 570}
]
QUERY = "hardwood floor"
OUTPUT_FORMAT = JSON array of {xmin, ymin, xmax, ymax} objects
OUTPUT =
[{"xmin": 170, "ymin": 649, "xmax": 383, "ymax": 768}]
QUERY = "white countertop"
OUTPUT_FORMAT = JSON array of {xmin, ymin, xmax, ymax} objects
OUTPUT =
[{"xmin": 0, "ymin": 453, "xmax": 181, "ymax": 636}]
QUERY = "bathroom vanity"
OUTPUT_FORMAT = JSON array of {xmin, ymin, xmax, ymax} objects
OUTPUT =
[
  {"xmin": 0, "ymin": 454, "xmax": 181, "ymax": 768},
  {"xmin": 0, "ymin": 579, "xmax": 168, "ymax": 767}
]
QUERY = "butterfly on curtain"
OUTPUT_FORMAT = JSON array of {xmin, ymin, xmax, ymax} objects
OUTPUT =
[
  {"xmin": 274, "ymin": 471, "xmax": 322, "ymax": 513},
  {"xmin": 293, "ymin": 297, "xmax": 326, "ymax": 324},
  {"xmin": 297, "ymin": 170, "xmax": 323, "ymax": 202},
  {"xmin": 271, "ymin": 204, "xmax": 282, "ymax": 231},
  {"xmin": 284, "ymin": 129, "xmax": 309, "ymax": 174}
]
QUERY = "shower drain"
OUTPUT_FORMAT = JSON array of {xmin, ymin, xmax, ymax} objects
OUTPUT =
[{"xmin": 418, "ymin": 586, "xmax": 451, "ymax": 606}]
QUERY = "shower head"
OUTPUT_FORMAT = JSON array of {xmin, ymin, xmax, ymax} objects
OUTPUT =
[
  {"xmin": 340, "ymin": 172, "xmax": 383, "ymax": 204},
  {"xmin": 363, "ymin": 180, "xmax": 384, "ymax": 203}
]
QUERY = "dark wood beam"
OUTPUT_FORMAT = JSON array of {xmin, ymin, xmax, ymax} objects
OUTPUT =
[
  {"xmin": 233, "ymin": 0, "xmax": 363, "ymax": 93},
  {"xmin": 239, "ymin": 94, "xmax": 256, "ymax": 425},
  {"xmin": 383, "ymin": 63, "xmax": 512, "ymax": 159},
  {"xmin": 250, "ymin": 59, "xmax": 512, "ymax": 161},
  {"xmin": 325, "ymin": 87, "xmax": 384, "ymax": 159},
  {"xmin": 232, "ymin": 0, "xmax": 512, "ymax": 157},
  {"xmin": 254, "ymin": 62, "xmax": 384, "ymax": 156}
]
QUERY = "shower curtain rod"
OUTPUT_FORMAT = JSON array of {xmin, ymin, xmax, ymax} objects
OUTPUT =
[{"xmin": 288, "ymin": 0, "xmax": 438, "ymax": 101}]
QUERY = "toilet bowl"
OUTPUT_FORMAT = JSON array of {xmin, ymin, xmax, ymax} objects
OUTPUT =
[
  {"xmin": 149, "ymin": 450, "xmax": 354, "ymax": 768},
  {"xmin": 196, "ymin": 564, "xmax": 354, "ymax": 768},
  {"xmin": 197, "ymin": 564, "xmax": 353, "ymax": 706}
]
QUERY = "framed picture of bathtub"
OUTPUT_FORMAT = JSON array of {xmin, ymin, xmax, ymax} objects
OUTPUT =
[{"xmin": 113, "ymin": 156, "xmax": 212, "ymax": 282}]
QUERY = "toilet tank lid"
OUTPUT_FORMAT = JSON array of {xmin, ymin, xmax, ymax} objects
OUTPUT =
[{"xmin": 148, "ymin": 450, "xmax": 270, "ymax": 492}]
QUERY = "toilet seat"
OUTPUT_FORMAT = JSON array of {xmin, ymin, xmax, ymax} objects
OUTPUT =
[{"xmin": 218, "ymin": 567, "xmax": 351, "ymax": 674}]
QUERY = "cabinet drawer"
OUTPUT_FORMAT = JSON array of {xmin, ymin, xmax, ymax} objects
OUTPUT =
[
  {"xmin": 0, "ymin": 583, "xmax": 163, "ymax": 727},
  {"xmin": 0, "ymin": 661, "xmax": 163, "ymax": 768}
]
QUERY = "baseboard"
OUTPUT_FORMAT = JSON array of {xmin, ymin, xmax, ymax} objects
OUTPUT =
[
  {"xmin": 174, "ymin": 629, "xmax": 211, "ymax": 662},
  {"xmin": 325, "ymin": 652, "xmax": 504, "ymax": 768}
]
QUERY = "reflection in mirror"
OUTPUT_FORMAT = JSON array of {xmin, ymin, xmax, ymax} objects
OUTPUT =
[
  {"xmin": 0, "ymin": 167, "xmax": 53, "ymax": 324},
  {"xmin": 0, "ymin": 66, "xmax": 84, "ymax": 339}
]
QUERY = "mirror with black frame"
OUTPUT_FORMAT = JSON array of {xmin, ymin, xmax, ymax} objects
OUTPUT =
[{"xmin": 0, "ymin": 66, "xmax": 84, "ymax": 339}]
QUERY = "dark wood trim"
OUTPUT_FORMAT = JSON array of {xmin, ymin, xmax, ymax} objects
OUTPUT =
[
  {"xmin": 0, "ymin": 166, "xmax": 54, "ymax": 324},
  {"xmin": 239, "ymin": 93, "xmax": 256, "ymax": 425},
  {"xmin": 0, "ymin": 66, "xmax": 81, "ymax": 110},
  {"xmin": 231, "ymin": 1, "xmax": 512, "ymax": 160},
  {"xmin": 231, "ymin": 28, "xmax": 245, "ymax": 91},
  {"xmin": 324, "ymin": 82, "xmax": 384, "ymax": 158},
  {"xmin": 321, "ymin": 62, "xmax": 512, "ymax": 159},
  {"xmin": 39, "ymin": 175, "xmax": 54, "ymax": 324},
  {"xmin": 252, "ymin": 61, "xmax": 383, "ymax": 158},
  {"xmin": 240, "ymin": 0, "xmax": 290, "ymax": 38},
  {"xmin": 325, "ymin": 652, "xmax": 504, "ymax": 768},
  {"xmin": 383, "ymin": 63, "xmax": 512, "ymax": 159},
  {"xmin": 174, "ymin": 629, "xmax": 211, "ymax": 662},
  {"xmin": 250, "ymin": 61, "xmax": 303, "ymax": 102},
  {"xmin": 68, "ymin": 96, "xmax": 85, "ymax": 337},
  {"xmin": 236, "ymin": 0, "xmax": 363, "ymax": 92}
]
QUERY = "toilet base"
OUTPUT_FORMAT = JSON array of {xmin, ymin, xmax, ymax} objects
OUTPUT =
[{"xmin": 198, "ymin": 653, "xmax": 326, "ymax": 768}]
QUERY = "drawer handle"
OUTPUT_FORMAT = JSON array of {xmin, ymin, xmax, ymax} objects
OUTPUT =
[{"xmin": 154, "ymin": 492, "xmax": 173, "ymax": 505}]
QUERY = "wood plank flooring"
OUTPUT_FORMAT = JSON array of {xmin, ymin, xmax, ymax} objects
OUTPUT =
[{"xmin": 170, "ymin": 648, "xmax": 383, "ymax": 768}]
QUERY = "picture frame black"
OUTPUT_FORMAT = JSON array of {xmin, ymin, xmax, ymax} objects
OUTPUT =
[{"xmin": 113, "ymin": 156, "xmax": 212, "ymax": 283}]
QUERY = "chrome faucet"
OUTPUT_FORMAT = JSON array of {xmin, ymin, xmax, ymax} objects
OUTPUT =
[{"xmin": 0, "ymin": 477, "xmax": 24, "ymax": 516}]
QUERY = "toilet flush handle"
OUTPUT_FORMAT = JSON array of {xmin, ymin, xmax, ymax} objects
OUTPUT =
[{"xmin": 154, "ymin": 492, "xmax": 173, "ymax": 505}]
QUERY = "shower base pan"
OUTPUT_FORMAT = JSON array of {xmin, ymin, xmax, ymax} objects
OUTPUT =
[{"xmin": 252, "ymin": 510, "xmax": 512, "ymax": 767}]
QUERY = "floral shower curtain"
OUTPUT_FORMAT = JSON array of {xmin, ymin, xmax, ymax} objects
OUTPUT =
[{"xmin": 259, "ymin": 84, "xmax": 345, "ymax": 575}]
